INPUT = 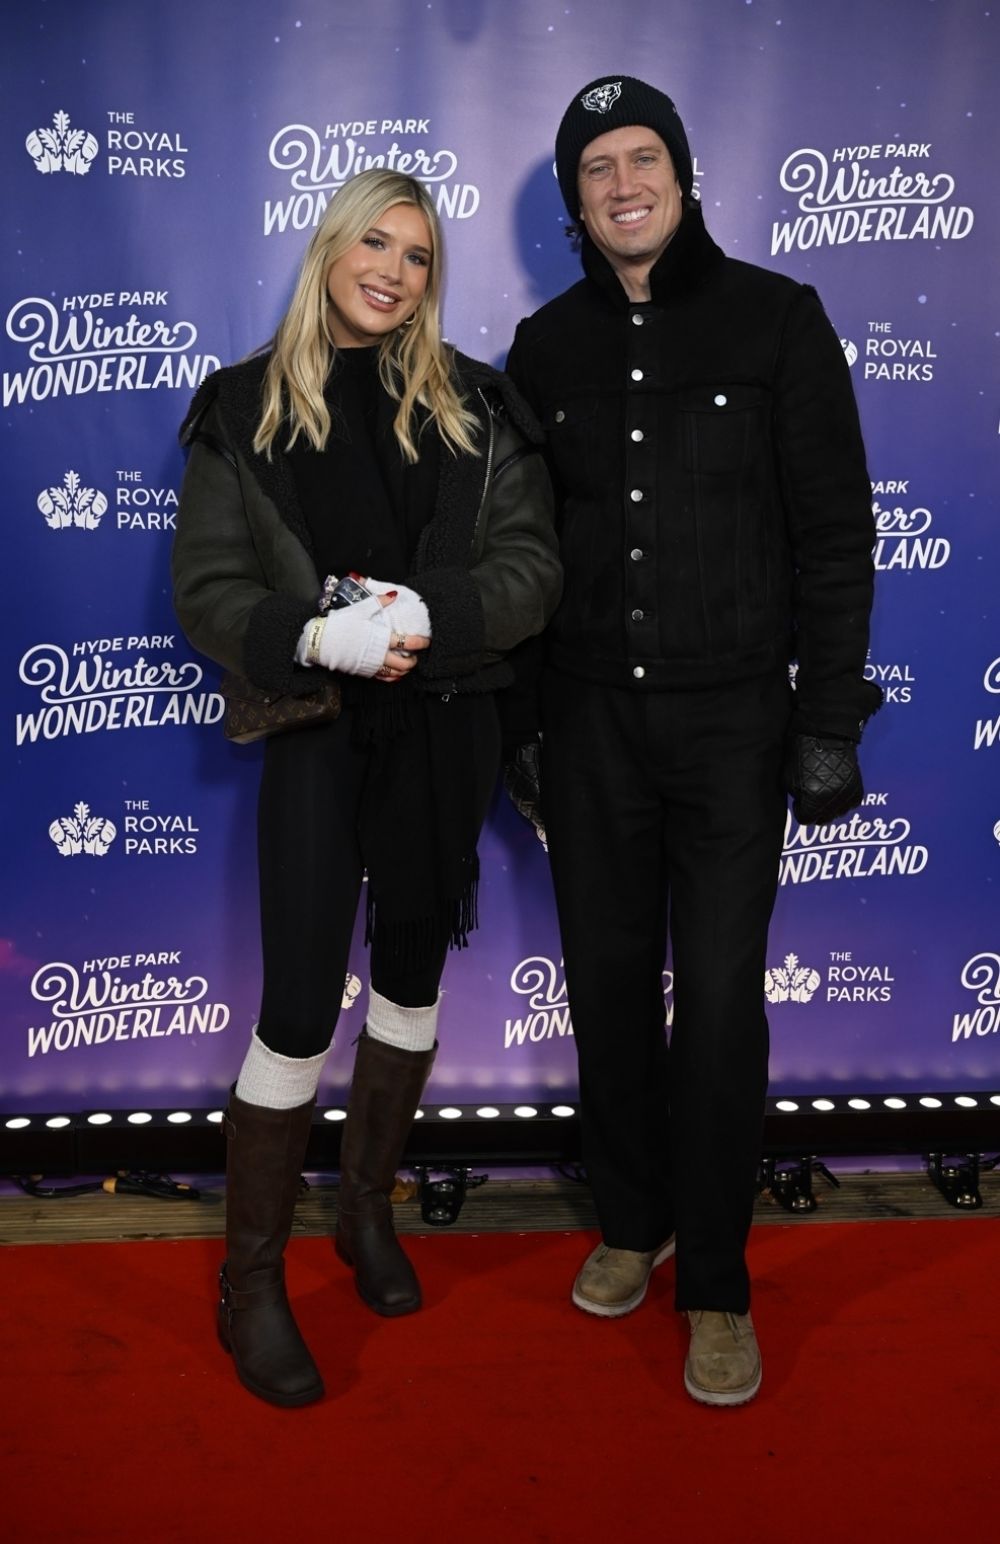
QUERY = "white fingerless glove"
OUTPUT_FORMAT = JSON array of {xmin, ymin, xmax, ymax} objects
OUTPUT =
[
  {"xmin": 365, "ymin": 577, "xmax": 432, "ymax": 638},
  {"xmin": 294, "ymin": 596, "xmax": 391, "ymax": 677}
]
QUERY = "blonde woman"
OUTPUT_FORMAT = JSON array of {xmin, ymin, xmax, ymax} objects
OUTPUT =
[{"xmin": 173, "ymin": 169, "xmax": 560, "ymax": 1407}]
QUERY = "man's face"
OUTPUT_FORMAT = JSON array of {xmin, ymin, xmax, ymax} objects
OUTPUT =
[{"xmin": 576, "ymin": 125, "xmax": 683, "ymax": 277}]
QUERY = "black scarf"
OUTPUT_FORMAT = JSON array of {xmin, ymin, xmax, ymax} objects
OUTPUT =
[{"xmin": 289, "ymin": 348, "xmax": 480, "ymax": 969}]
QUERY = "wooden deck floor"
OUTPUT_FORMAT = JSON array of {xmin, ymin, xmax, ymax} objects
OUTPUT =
[{"xmin": 1, "ymin": 1169, "xmax": 997, "ymax": 1246}]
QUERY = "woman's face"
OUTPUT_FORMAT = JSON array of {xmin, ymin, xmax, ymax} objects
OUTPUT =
[{"xmin": 325, "ymin": 201, "xmax": 432, "ymax": 348}]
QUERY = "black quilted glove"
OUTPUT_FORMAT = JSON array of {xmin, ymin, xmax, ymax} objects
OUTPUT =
[
  {"xmin": 503, "ymin": 740, "xmax": 545, "ymax": 836},
  {"xmin": 784, "ymin": 734, "xmax": 864, "ymax": 825}
]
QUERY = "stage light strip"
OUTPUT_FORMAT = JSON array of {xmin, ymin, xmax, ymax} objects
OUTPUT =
[
  {"xmin": 3, "ymin": 1093, "xmax": 999, "ymax": 1131},
  {"xmin": 767, "ymin": 1093, "xmax": 1000, "ymax": 1114}
]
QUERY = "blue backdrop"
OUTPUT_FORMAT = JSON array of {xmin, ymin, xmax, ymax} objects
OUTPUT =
[{"xmin": 2, "ymin": 0, "xmax": 998, "ymax": 1113}]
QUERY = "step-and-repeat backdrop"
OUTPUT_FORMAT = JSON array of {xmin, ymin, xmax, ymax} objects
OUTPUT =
[{"xmin": 2, "ymin": 0, "xmax": 997, "ymax": 1112}]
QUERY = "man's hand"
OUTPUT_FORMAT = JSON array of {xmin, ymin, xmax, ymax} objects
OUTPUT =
[
  {"xmin": 784, "ymin": 734, "xmax": 864, "ymax": 825},
  {"xmin": 503, "ymin": 740, "xmax": 546, "ymax": 843}
]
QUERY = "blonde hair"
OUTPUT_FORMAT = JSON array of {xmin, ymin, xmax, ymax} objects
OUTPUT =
[{"xmin": 254, "ymin": 169, "xmax": 479, "ymax": 462}]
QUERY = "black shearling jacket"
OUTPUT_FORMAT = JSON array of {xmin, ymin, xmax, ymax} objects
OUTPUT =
[
  {"xmin": 172, "ymin": 349, "xmax": 561, "ymax": 698},
  {"xmin": 507, "ymin": 204, "xmax": 878, "ymax": 739}
]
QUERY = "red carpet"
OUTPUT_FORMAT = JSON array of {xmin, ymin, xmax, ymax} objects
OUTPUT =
[{"xmin": 2, "ymin": 1221, "xmax": 997, "ymax": 1543}]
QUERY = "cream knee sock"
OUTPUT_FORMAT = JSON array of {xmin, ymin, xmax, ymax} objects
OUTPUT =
[
  {"xmin": 366, "ymin": 988, "xmax": 439, "ymax": 1052},
  {"xmin": 234, "ymin": 1026, "xmax": 330, "ymax": 1109}
]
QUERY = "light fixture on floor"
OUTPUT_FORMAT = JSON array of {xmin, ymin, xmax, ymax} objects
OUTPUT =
[{"xmin": 2, "ymin": 1094, "xmax": 998, "ymax": 1211}]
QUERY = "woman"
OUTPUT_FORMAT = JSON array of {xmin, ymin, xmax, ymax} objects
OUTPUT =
[{"xmin": 172, "ymin": 169, "xmax": 561, "ymax": 1408}]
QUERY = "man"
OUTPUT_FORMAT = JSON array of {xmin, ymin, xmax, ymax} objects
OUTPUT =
[{"xmin": 505, "ymin": 75, "xmax": 880, "ymax": 1406}]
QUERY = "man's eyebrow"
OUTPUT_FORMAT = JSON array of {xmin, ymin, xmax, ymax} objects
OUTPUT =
[{"xmin": 580, "ymin": 143, "xmax": 663, "ymax": 168}]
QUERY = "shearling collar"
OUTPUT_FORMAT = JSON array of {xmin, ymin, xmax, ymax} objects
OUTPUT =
[
  {"xmin": 178, "ymin": 345, "xmax": 542, "ymax": 560},
  {"xmin": 179, "ymin": 346, "xmax": 542, "ymax": 456},
  {"xmin": 580, "ymin": 200, "xmax": 726, "ymax": 312}
]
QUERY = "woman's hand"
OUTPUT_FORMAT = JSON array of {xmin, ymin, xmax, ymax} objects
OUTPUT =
[
  {"xmin": 295, "ymin": 594, "xmax": 393, "ymax": 678},
  {"xmin": 295, "ymin": 592, "xmax": 429, "ymax": 681},
  {"xmin": 372, "ymin": 593, "xmax": 429, "ymax": 684},
  {"xmin": 364, "ymin": 577, "xmax": 432, "ymax": 640}
]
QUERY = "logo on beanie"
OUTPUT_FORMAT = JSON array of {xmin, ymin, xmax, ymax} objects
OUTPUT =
[{"xmin": 581, "ymin": 82, "xmax": 622, "ymax": 114}]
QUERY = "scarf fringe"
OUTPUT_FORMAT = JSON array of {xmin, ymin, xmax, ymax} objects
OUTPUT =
[{"xmin": 365, "ymin": 866, "xmax": 480, "ymax": 974}]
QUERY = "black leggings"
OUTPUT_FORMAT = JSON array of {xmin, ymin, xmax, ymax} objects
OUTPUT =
[{"xmin": 256, "ymin": 695, "xmax": 500, "ymax": 1058}]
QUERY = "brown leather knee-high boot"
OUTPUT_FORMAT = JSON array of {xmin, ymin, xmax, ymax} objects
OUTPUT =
[
  {"xmin": 335, "ymin": 1030, "xmax": 435, "ymax": 1317},
  {"xmin": 217, "ymin": 1088, "xmax": 324, "ymax": 1406}
]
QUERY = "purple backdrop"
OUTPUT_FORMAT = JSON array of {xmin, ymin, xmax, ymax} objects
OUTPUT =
[{"xmin": 2, "ymin": 0, "xmax": 998, "ymax": 1113}]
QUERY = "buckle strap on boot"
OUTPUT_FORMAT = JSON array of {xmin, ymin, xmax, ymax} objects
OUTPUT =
[
  {"xmin": 218, "ymin": 1090, "xmax": 323, "ymax": 1407},
  {"xmin": 220, "ymin": 1263, "xmax": 287, "ymax": 1314}
]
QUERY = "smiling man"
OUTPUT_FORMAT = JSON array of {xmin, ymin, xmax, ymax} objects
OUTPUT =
[
  {"xmin": 506, "ymin": 75, "xmax": 880, "ymax": 1406},
  {"xmin": 574, "ymin": 122, "xmax": 684, "ymax": 295}
]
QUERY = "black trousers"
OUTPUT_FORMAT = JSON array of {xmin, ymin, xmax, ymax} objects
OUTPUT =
[
  {"xmin": 541, "ymin": 667, "xmax": 791, "ymax": 1313},
  {"xmin": 256, "ymin": 696, "xmax": 500, "ymax": 1060}
]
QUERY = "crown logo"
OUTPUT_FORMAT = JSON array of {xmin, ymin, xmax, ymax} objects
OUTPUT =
[
  {"xmin": 765, "ymin": 952, "xmax": 820, "ymax": 1004},
  {"xmin": 38, "ymin": 471, "xmax": 108, "ymax": 530},
  {"xmin": 49, "ymin": 803, "xmax": 117, "ymax": 857},
  {"xmin": 26, "ymin": 111, "xmax": 99, "ymax": 175}
]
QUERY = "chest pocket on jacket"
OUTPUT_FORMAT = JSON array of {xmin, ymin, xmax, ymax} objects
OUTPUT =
[
  {"xmin": 545, "ymin": 398, "xmax": 597, "ymax": 493},
  {"xmin": 679, "ymin": 384, "xmax": 766, "ymax": 477}
]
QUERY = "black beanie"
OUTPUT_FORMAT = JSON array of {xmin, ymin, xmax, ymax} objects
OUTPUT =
[{"xmin": 555, "ymin": 74, "xmax": 693, "ymax": 220}]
